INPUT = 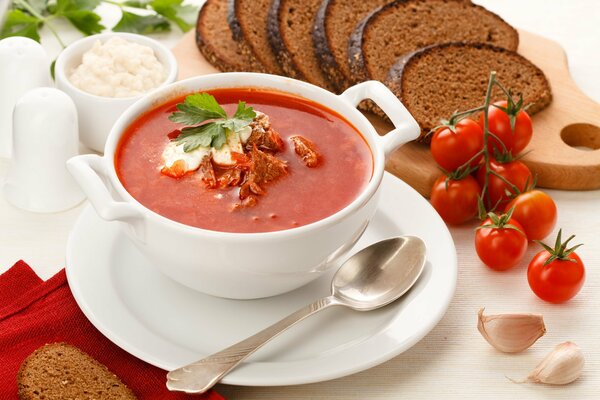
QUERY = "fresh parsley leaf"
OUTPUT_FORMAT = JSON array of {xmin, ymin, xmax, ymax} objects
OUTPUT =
[
  {"xmin": 0, "ymin": 9, "xmax": 42, "ymax": 41},
  {"xmin": 17, "ymin": 0, "xmax": 48, "ymax": 14},
  {"xmin": 221, "ymin": 117, "xmax": 252, "ymax": 133},
  {"xmin": 169, "ymin": 93, "xmax": 256, "ymax": 152},
  {"xmin": 50, "ymin": 59, "xmax": 56, "ymax": 80},
  {"xmin": 62, "ymin": 10, "xmax": 104, "ymax": 35},
  {"xmin": 51, "ymin": 0, "xmax": 104, "ymax": 35},
  {"xmin": 113, "ymin": 10, "xmax": 170, "ymax": 34},
  {"xmin": 176, "ymin": 123, "xmax": 226, "ymax": 152},
  {"xmin": 169, "ymin": 93, "xmax": 227, "ymax": 125},
  {"xmin": 55, "ymin": 0, "xmax": 101, "ymax": 12},
  {"xmin": 121, "ymin": 0, "xmax": 152, "ymax": 7},
  {"xmin": 150, "ymin": 0, "xmax": 196, "ymax": 32},
  {"xmin": 222, "ymin": 101, "xmax": 255, "ymax": 131},
  {"xmin": 2, "ymin": 0, "xmax": 199, "ymax": 45},
  {"xmin": 211, "ymin": 126, "xmax": 228, "ymax": 149},
  {"xmin": 232, "ymin": 101, "xmax": 256, "ymax": 120}
]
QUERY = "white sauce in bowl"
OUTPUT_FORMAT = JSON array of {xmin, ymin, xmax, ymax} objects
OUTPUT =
[{"xmin": 69, "ymin": 37, "xmax": 166, "ymax": 98}]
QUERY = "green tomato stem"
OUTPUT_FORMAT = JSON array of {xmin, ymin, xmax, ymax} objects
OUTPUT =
[
  {"xmin": 493, "ymin": 79, "xmax": 513, "ymax": 103},
  {"xmin": 486, "ymin": 130, "xmax": 510, "ymax": 156},
  {"xmin": 489, "ymin": 169, "xmax": 520, "ymax": 194},
  {"xmin": 450, "ymin": 105, "xmax": 486, "ymax": 122},
  {"xmin": 481, "ymin": 71, "xmax": 496, "ymax": 210}
]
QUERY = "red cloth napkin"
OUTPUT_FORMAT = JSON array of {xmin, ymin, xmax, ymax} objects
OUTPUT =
[{"xmin": 0, "ymin": 260, "xmax": 224, "ymax": 400}]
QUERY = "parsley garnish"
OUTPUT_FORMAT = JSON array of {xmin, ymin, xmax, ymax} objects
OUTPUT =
[
  {"xmin": 1, "ymin": 0, "xmax": 198, "ymax": 48},
  {"xmin": 169, "ymin": 93, "xmax": 256, "ymax": 152},
  {"xmin": 113, "ymin": 11, "xmax": 170, "ymax": 34}
]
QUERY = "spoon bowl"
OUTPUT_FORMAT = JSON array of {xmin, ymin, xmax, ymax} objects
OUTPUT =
[
  {"xmin": 167, "ymin": 235, "xmax": 427, "ymax": 394},
  {"xmin": 332, "ymin": 236, "xmax": 427, "ymax": 311}
]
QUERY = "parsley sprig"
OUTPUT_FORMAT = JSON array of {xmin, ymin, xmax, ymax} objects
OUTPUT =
[
  {"xmin": 1, "ymin": 0, "xmax": 197, "ymax": 47},
  {"xmin": 169, "ymin": 93, "xmax": 256, "ymax": 152}
]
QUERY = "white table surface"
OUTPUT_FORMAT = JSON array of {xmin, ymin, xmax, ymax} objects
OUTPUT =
[{"xmin": 1, "ymin": 1, "xmax": 599, "ymax": 398}]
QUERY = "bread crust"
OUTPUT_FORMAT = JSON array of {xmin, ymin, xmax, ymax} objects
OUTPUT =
[
  {"xmin": 267, "ymin": 0, "xmax": 306, "ymax": 80},
  {"xmin": 347, "ymin": 5, "xmax": 377, "ymax": 85},
  {"xmin": 348, "ymin": 0, "xmax": 520, "ymax": 82},
  {"xmin": 227, "ymin": 0, "xmax": 243, "ymax": 41},
  {"xmin": 386, "ymin": 42, "xmax": 552, "ymax": 140},
  {"xmin": 228, "ymin": 0, "xmax": 283, "ymax": 74},
  {"xmin": 268, "ymin": 0, "xmax": 336, "ymax": 91},
  {"xmin": 196, "ymin": 0, "xmax": 265, "ymax": 73},
  {"xmin": 312, "ymin": 0, "xmax": 346, "ymax": 91}
]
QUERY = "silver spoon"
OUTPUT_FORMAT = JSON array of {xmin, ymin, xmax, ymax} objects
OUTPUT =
[{"xmin": 166, "ymin": 236, "xmax": 427, "ymax": 394}]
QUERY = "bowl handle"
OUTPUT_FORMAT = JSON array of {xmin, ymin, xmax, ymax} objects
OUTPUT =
[
  {"xmin": 339, "ymin": 81, "xmax": 420, "ymax": 157},
  {"xmin": 66, "ymin": 154, "xmax": 141, "ymax": 221}
]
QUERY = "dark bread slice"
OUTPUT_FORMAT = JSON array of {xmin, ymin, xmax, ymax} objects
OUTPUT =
[
  {"xmin": 196, "ymin": 0, "xmax": 264, "ymax": 72},
  {"xmin": 18, "ymin": 343, "xmax": 137, "ymax": 400},
  {"xmin": 228, "ymin": 0, "xmax": 284, "ymax": 75},
  {"xmin": 313, "ymin": 0, "xmax": 390, "ymax": 92},
  {"xmin": 387, "ymin": 42, "xmax": 552, "ymax": 140},
  {"xmin": 268, "ymin": 0, "xmax": 336, "ymax": 91},
  {"xmin": 348, "ymin": 0, "xmax": 519, "ymax": 84}
]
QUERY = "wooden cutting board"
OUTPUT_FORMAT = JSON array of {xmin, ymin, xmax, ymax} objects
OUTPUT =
[{"xmin": 172, "ymin": 30, "xmax": 600, "ymax": 197}]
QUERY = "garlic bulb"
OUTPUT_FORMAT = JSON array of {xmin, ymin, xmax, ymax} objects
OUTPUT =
[
  {"xmin": 526, "ymin": 342, "xmax": 584, "ymax": 385},
  {"xmin": 477, "ymin": 308, "xmax": 546, "ymax": 353}
]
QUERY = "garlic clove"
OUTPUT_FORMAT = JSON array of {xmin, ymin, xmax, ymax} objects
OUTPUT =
[
  {"xmin": 527, "ymin": 342, "xmax": 584, "ymax": 385},
  {"xmin": 477, "ymin": 308, "xmax": 546, "ymax": 353}
]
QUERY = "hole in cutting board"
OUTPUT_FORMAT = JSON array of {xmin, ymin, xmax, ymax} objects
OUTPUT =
[{"xmin": 561, "ymin": 123, "xmax": 600, "ymax": 151}]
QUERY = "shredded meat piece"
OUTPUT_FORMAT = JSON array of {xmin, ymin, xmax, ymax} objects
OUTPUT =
[
  {"xmin": 290, "ymin": 136, "xmax": 321, "ymax": 167},
  {"xmin": 218, "ymin": 168, "xmax": 243, "ymax": 187},
  {"xmin": 245, "ymin": 111, "xmax": 284, "ymax": 153},
  {"xmin": 198, "ymin": 155, "xmax": 217, "ymax": 188},
  {"xmin": 232, "ymin": 195, "xmax": 258, "ymax": 210},
  {"xmin": 161, "ymin": 111, "xmax": 294, "ymax": 210},
  {"xmin": 239, "ymin": 145, "xmax": 287, "ymax": 200}
]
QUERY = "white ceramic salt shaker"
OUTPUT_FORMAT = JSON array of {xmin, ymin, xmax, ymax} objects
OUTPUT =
[
  {"xmin": 3, "ymin": 87, "xmax": 84, "ymax": 212},
  {"xmin": 0, "ymin": 37, "xmax": 51, "ymax": 158}
]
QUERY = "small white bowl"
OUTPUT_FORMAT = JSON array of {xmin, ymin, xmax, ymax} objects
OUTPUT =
[{"xmin": 55, "ymin": 32, "xmax": 178, "ymax": 152}]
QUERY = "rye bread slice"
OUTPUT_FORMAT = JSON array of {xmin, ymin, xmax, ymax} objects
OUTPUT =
[
  {"xmin": 228, "ymin": 0, "xmax": 284, "ymax": 75},
  {"xmin": 348, "ymin": 0, "xmax": 519, "ymax": 84},
  {"xmin": 17, "ymin": 343, "xmax": 137, "ymax": 400},
  {"xmin": 387, "ymin": 42, "xmax": 552, "ymax": 140},
  {"xmin": 268, "ymin": 0, "xmax": 336, "ymax": 91},
  {"xmin": 196, "ymin": 0, "xmax": 264, "ymax": 72},
  {"xmin": 313, "ymin": 0, "xmax": 390, "ymax": 92}
]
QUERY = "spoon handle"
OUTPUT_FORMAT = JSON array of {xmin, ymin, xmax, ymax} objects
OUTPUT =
[{"xmin": 166, "ymin": 295, "xmax": 339, "ymax": 393}]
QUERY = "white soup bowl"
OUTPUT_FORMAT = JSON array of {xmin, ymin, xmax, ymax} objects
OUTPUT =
[{"xmin": 67, "ymin": 73, "xmax": 420, "ymax": 299}]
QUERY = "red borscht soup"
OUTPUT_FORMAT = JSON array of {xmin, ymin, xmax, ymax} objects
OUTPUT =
[{"xmin": 115, "ymin": 88, "xmax": 373, "ymax": 233}]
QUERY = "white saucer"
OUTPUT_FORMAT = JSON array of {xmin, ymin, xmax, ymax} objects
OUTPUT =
[{"xmin": 66, "ymin": 173, "xmax": 457, "ymax": 387}]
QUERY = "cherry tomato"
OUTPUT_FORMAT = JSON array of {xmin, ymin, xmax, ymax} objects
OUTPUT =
[
  {"xmin": 477, "ymin": 159, "xmax": 533, "ymax": 208},
  {"xmin": 475, "ymin": 214, "xmax": 528, "ymax": 271},
  {"xmin": 506, "ymin": 190, "xmax": 557, "ymax": 241},
  {"xmin": 431, "ymin": 119, "xmax": 484, "ymax": 171},
  {"xmin": 528, "ymin": 231, "xmax": 585, "ymax": 303},
  {"xmin": 479, "ymin": 100, "xmax": 533, "ymax": 156},
  {"xmin": 430, "ymin": 175, "xmax": 481, "ymax": 225}
]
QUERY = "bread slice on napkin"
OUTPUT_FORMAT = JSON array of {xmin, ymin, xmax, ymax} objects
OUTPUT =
[
  {"xmin": 313, "ymin": 0, "xmax": 390, "ymax": 92},
  {"xmin": 386, "ymin": 42, "xmax": 552, "ymax": 139},
  {"xmin": 228, "ymin": 0, "xmax": 284, "ymax": 75},
  {"xmin": 196, "ymin": 0, "xmax": 265, "ymax": 72},
  {"xmin": 268, "ymin": 0, "xmax": 336, "ymax": 91},
  {"xmin": 348, "ymin": 0, "xmax": 519, "ymax": 84},
  {"xmin": 18, "ymin": 343, "xmax": 137, "ymax": 400}
]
